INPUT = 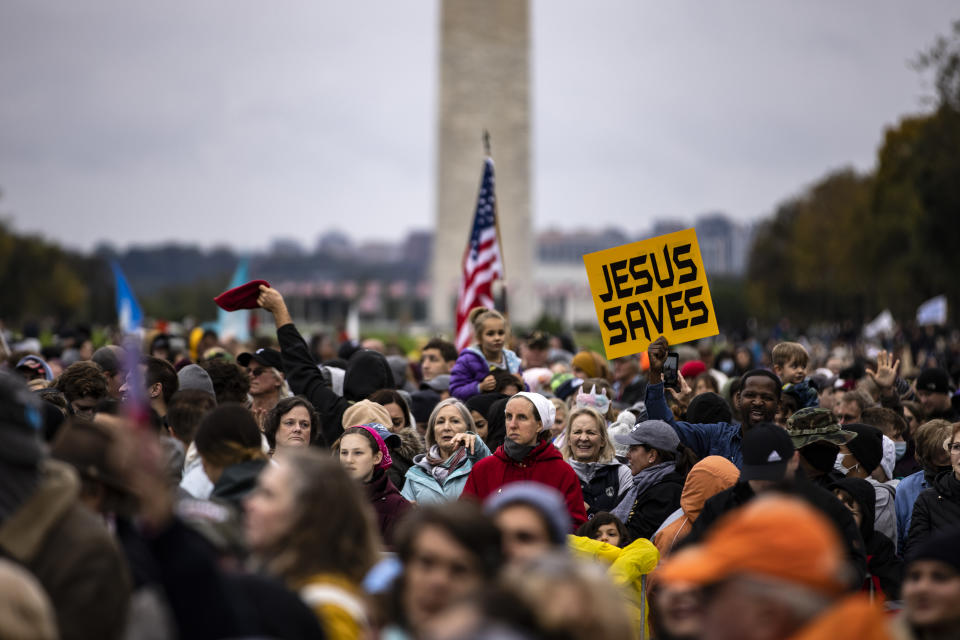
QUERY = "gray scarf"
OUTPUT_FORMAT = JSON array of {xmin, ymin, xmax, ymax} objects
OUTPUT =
[
  {"xmin": 504, "ymin": 438, "xmax": 537, "ymax": 462},
  {"xmin": 568, "ymin": 460, "xmax": 619, "ymax": 484},
  {"xmin": 611, "ymin": 461, "xmax": 676, "ymax": 523}
]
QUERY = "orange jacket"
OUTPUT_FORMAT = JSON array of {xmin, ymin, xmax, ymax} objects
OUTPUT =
[{"xmin": 653, "ymin": 456, "xmax": 739, "ymax": 557}]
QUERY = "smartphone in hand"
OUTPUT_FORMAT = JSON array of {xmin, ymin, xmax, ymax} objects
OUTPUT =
[{"xmin": 663, "ymin": 352, "xmax": 680, "ymax": 391}]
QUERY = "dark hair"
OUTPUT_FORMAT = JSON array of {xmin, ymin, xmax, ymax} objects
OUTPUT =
[
  {"xmin": 143, "ymin": 356, "xmax": 179, "ymax": 405},
  {"xmin": 194, "ymin": 403, "xmax": 265, "ymax": 468},
  {"xmin": 693, "ymin": 372, "xmax": 720, "ymax": 393},
  {"xmin": 37, "ymin": 387, "xmax": 67, "ymax": 411},
  {"xmin": 492, "ymin": 369, "xmax": 522, "ymax": 394},
  {"xmin": 368, "ymin": 389, "xmax": 411, "ymax": 429},
  {"xmin": 395, "ymin": 502, "xmax": 503, "ymax": 580},
  {"xmin": 55, "ymin": 361, "xmax": 108, "ymax": 403},
  {"xmin": 740, "ymin": 369, "xmax": 782, "ymax": 398},
  {"xmin": 94, "ymin": 397, "xmax": 120, "ymax": 416},
  {"xmin": 860, "ymin": 407, "xmax": 907, "ymax": 440},
  {"xmin": 51, "ymin": 417, "xmax": 134, "ymax": 516},
  {"xmin": 200, "ymin": 359, "xmax": 250, "ymax": 404},
  {"xmin": 423, "ymin": 338, "xmax": 458, "ymax": 363},
  {"xmin": 653, "ymin": 443, "xmax": 699, "ymax": 478},
  {"xmin": 686, "ymin": 392, "xmax": 732, "ymax": 424},
  {"xmin": 484, "ymin": 397, "xmax": 510, "ymax": 451},
  {"xmin": 91, "ymin": 345, "xmax": 122, "ymax": 375},
  {"xmin": 258, "ymin": 449, "xmax": 380, "ymax": 584},
  {"xmin": 167, "ymin": 389, "xmax": 217, "ymax": 444},
  {"xmin": 263, "ymin": 395, "xmax": 319, "ymax": 449},
  {"xmin": 575, "ymin": 512, "xmax": 627, "ymax": 545}
]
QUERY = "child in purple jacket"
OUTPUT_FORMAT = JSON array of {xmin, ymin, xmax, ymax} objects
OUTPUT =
[{"xmin": 449, "ymin": 307, "xmax": 523, "ymax": 401}]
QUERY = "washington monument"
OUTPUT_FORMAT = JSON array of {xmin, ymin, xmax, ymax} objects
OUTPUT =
[{"xmin": 430, "ymin": 0, "xmax": 535, "ymax": 332}]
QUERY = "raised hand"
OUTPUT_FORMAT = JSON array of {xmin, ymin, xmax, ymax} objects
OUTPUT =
[
  {"xmin": 449, "ymin": 432, "xmax": 477, "ymax": 454},
  {"xmin": 257, "ymin": 285, "xmax": 292, "ymax": 327},
  {"xmin": 666, "ymin": 370, "xmax": 694, "ymax": 408},
  {"xmin": 647, "ymin": 336, "xmax": 669, "ymax": 384},
  {"xmin": 866, "ymin": 350, "xmax": 900, "ymax": 390}
]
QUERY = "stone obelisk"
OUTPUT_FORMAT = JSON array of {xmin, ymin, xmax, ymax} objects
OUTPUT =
[{"xmin": 430, "ymin": 0, "xmax": 534, "ymax": 334}]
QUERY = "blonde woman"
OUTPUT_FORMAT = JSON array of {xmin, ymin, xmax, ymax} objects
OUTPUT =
[{"xmin": 561, "ymin": 406, "xmax": 633, "ymax": 516}]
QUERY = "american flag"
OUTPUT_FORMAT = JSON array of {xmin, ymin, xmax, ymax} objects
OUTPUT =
[{"xmin": 455, "ymin": 157, "xmax": 504, "ymax": 351}]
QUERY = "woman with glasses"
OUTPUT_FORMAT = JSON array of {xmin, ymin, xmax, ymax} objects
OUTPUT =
[{"xmin": 905, "ymin": 422, "xmax": 960, "ymax": 557}]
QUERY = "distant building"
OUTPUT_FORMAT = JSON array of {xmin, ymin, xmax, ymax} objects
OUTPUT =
[
  {"xmin": 694, "ymin": 213, "xmax": 752, "ymax": 276},
  {"xmin": 402, "ymin": 231, "xmax": 432, "ymax": 264},
  {"xmin": 648, "ymin": 220, "xmax": 686, "ymax": 239},
  {"xmin": 270, "ymin": 238, "xmax": 305, "ymax": 256},
  {"xmin": 269, "ymin": 216, "xmax": 752, "ymax": 331},
  {"xmin": 537, "ymin": 228, "xmax": 630, "ymax": 263},
  {"xmin": 315, "ymin": 230, "xmax": 352, "ymax": 257}
]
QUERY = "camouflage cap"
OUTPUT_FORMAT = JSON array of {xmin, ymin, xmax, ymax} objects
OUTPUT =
[{"xmin": 785, "ymin": 407, "xmax": 857, "ymax": 449}]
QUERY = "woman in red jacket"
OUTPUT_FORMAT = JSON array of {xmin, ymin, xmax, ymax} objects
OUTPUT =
[{"xmin": 461, "ymin": 391, "xmax": 588, "ymax": 527}]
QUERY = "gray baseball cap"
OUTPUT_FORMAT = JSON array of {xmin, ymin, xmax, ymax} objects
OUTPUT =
[{"xmin": 614, "ymin": 419, "xmax": 680, "ymax": 453}]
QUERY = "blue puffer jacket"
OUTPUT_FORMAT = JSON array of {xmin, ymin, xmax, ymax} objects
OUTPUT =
[{"xmin": 401, "ymin": 437, "xmax": 492, "ymax": 504}]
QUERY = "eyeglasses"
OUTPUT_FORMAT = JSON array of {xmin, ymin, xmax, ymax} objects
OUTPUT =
[
  {"xmin": 249, "ymin": 368, "xmax": 267, "ymax": 378},
  {"xmin": 948, "ymin": 443, "xmax": 960, "ymax": 453}
]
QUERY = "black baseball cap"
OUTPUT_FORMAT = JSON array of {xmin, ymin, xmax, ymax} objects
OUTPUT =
[
  {"xmin": 741, "ymin": 423, "xmax": 795, "ymax": 482},
  {"xmin": 237, "ymin": 348, "xmax": 283, "ymax": 373},
  {"xmin": 917, "ymin": 368, "xmax": 951, "ymax": 394}
]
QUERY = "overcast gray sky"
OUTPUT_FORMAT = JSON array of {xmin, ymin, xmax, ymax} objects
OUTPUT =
[{"xmin": 0, "ymin": 1, "xmax": 955, "ymax": 252}]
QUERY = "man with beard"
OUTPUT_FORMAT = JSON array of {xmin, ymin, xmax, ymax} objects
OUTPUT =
[{"xmin": 644, "ymin": 336, "xmax": 780, "ymax": 469}]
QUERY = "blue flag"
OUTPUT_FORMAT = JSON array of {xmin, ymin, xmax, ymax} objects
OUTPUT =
[
  {"xmin": 218, "ymin": 257, "xmax": 251, "ymax": 341},
  {"xmin": 110, "ymin": 261, "xmax": 143, "ymax": 334}
]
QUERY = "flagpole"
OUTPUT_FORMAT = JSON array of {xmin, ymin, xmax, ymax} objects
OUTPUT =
[{"xmin": 484, "ymin": 130, "xmax": 508, "ymax": 316}]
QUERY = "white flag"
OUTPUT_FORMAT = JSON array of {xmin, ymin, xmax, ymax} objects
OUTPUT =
[
  {"xmin": 863, "ymin": 309, "xmax": 895, "ymax": 339},
  {"xmin": 916, "ymin": 295, "xmax": 947, "ymax": 327}
]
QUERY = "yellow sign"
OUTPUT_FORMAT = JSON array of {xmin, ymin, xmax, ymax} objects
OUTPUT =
[{"xmin": 583, "ymin": 228, "xmax": 719, "ymax": 359}]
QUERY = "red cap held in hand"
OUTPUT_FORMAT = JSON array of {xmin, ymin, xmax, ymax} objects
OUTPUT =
[{"xmin": 214, "ymin": 280, "xmax": 271, "ymax": 311}]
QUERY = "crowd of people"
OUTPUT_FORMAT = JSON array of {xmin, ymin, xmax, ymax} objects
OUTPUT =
[{"xmin": 2, "ymin": 285, "xmax": 960, "ymax": 640}]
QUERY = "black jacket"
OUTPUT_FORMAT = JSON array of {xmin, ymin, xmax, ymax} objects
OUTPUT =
[
  {"xmin": 685, "ymin": 476, "xmax": 868, "ymax": 589},
  {"xmin": 147, "ymin": 518, "xmax": 324, "ymax": 640},
  {"xmin": 624, "ymin": 471, "xmax": 684, "ymax": 543},
  {"xmin": 832, "ymin": 477, "xmax": 903, "ymax": 600},
  {"xmin": 905, "ymin": 470, "xmax": 960, "ymax": 558},
  {"xmin": 579, "ymin": 464, "xmax": 626, "ymax": 516},
  {"xmin": 277, "ymin": 323, "xmax": 394, "ymax": 447},
  {"xmin": 211, "ymin": 459, "xmax": 267, "ymax": 512}
]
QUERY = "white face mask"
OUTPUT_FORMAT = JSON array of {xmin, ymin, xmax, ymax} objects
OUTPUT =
[
  {"xmin": 894, "ymin": 441, "xmax": 908, "ymax": 461},
  {"xmin": 834, "ymin": 453, "xmax": 859, "ymax": 476}
]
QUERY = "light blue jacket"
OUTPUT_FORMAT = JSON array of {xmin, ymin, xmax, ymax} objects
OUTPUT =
[
  {"xmin": 401, "ymin": 437, "xmax": 492, "ymax": 504},
  {"xmin": 895, "ymin": 470, "xmax": 928, "ymax": 556}
]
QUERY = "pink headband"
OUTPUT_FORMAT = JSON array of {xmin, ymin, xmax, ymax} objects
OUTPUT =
[{"xmin": 349, "ymin": 424, "xmax": 393, "ymax": 470}]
